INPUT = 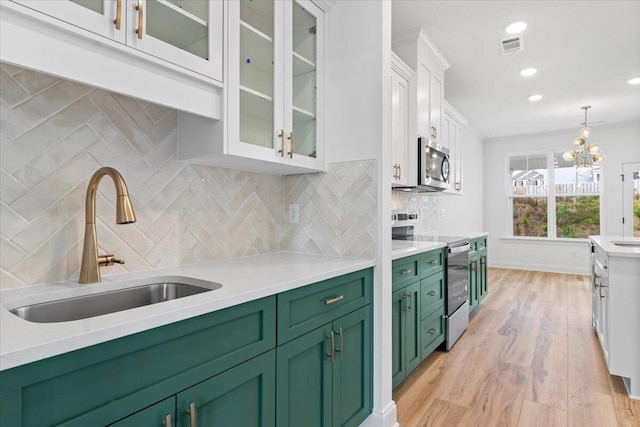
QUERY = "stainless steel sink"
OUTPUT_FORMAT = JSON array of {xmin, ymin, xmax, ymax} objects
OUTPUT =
[{"xmin": 9, "ymin": 280, "xmax": 222, "ymax": 323}]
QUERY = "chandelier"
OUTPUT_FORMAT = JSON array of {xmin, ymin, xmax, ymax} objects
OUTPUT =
[{"xmin": 562, "ymin": 106, "xmax": 604, "ymax": 177}]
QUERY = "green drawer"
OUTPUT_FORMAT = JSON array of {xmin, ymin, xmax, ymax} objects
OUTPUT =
[
  {"xmin": 419, "ymin": 249, "xmax": 444, "ymax": 278},
  {"xmin": 392, "ymin": 258, "xmax": 419, "ymax": 290},
  {"xmin": 476, "ymin": 236, "xmax": 487, "ymax": 251},
  {"xmin": 420, "ymin": 271, "xmax": 445, "ymax": 319},
  {"xmin": 420, "ymin": 307, "xmax": 446, "ymax": 361},
  {"xmin": 277, "ymin": 268, "xmax": 372, "ymax": 345}
]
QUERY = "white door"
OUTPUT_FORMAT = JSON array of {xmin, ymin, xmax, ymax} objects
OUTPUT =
[
  {"xmin": 12, "ymin": 0, "xmax": 126, "ymax": 43},
  {"xmin": 622, "ymin": 162, "xmax": 640, "ymax": 237},
  {"xmin": 126, "ymin": 0, "xmax": 222, "ymax": 80}
]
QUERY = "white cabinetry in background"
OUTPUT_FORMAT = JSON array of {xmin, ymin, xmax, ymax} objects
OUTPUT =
[
  {"xmin": 393, "ymin": 29, "xmax": 449, "ymax": 146},
  {"xmin": 391, "ymin": 52, "xmax": 414, "ymax": 187},
  {"xmin": 443, "ymin": 102, "xmax": 467, "ymax": 194},
  {"xmin": 179, "ymin": 0, "xmax": 327, "ymax": 175},
  {"xmin": 1, "ymin": 0, "xmax": 223, "ymax": 118},
  {"xmin": 590, "ymin": 237, "xmax": 640, "ymax": 400}
]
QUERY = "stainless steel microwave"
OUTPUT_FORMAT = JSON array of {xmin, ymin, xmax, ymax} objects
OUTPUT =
[{"xmin": 418, "ymin": 137, "xmax": 450, "ymax": 191}]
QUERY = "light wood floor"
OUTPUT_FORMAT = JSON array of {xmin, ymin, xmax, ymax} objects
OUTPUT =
[{"xmin": 393, "ymin": 268, "xmax": 640, "ymax": 427}]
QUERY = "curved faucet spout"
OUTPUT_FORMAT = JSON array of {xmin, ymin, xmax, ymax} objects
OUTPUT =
[{"xmin": 80, "ymin": 167, "xmax": 136, "ymax": 284}]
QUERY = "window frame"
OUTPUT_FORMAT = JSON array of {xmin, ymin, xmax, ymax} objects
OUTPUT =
[{"xmin": 505, "ymin": 151, "xmax": 601, "ymax": 239}]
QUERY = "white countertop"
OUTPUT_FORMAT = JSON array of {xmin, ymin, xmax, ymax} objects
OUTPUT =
[
  {"xmin": 391, "ymin": 240, "xmax": 447, "ymax": 260},
  {"xmin": 0, "ymin": 252, "xmax": 375, "ymax": 372},
  {"xmin": 590, "ymin": 235, "xmax": 640, "ymax": 258}
]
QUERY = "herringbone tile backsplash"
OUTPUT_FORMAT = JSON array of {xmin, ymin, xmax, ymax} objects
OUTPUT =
[{"xmin": 0, "ymin": 63, "xmax": 377, "ymax": 288}]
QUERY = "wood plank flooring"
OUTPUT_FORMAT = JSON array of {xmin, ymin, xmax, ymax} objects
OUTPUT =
[{"xmin": 393, "ymin": 268, "xmax": 640, "ymax": 427}]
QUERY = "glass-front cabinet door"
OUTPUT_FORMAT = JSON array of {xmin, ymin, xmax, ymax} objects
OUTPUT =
[
  {"xmin": 285, "ymin": 0, "xmax": 322, "ymax": 167},
  {"xmin": 227, "ymin": 0, "xmax": 324, "ymax": 172},
  {"xmin": 127, "ymin": 0, "xmax": 222, "ymax": 80},
  {"xmin": 12, "ymin": 0, "xmax": 126, "ymax": 43}
]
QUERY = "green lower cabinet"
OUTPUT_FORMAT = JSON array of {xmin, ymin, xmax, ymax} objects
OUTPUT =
[
  {"xmin": 177, "ymin": 350, "xmax": 276, "ymax": 427},
  {"xmin": 478, "ymin": 250, "xmax": 488, "ymax": 303},
  {"xmin": 276, "ymin": 305, "xmax": 372, "ymax": 427},
  {"xmin": 391, "ymin": 282, "xmax": 421, "ymax": 390},
  {"xmin": 469, "ymin": 252, "xmax": 479, "ymax": 312},
  {"xmin": 109, "ymin": 397, "xmax": 175, "ymax": 427},
  {"xmin": 420, "ymin": 307, "xmax": 446, "ymax": 360},
  {"xmin": 469, "ymin": 238, "xmax": 489, "ymax": 312}
]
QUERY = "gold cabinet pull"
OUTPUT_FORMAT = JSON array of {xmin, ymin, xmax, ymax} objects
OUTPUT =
[
  {"xmin": 113, "ymin": 0, "xmax": 122, "ymax": 29},
  {"xmin": 324, "ymin": 295, "xmax": 344, "ymax": 305},
  {"xmin": 405, "ymin": 292, "xmax": 412, "ymax": 311},
  {"xmin": 428, "ymin": 328, "xmax": 437, "ymax": 335},
  {"xmin": 163, "ymin": 414, "xmax": 171, "ymax": 427},
  {"xmin": 135, "ymin": 0, "xmax": 143, "ymax": 39},
  {"xmin": 397, "ymin": 163, "xmax": 401, "ymax": 180},
  {"xmin": 392, "ymin": 163, "xmax": 398, "ymax": 180},
  {"xmin": 335, "ymin": 327, "xmax": 343, "ymax": 358},
  {"xmin": 429, "ymin": 259, "xmax": 439, "ymax": 265},
  {"xmin": 287, "ymin": 131, "xmax": 294, "ymax": 159},
  {"xmin": 327, "ymin": 331, "xmax": 335, "ymax": 362},
  {"xmin": 427, "ymin": 290, "xmax": 437, "ymax": 296},
  {"xmin": 278, "ymin": 129, "xmax": 285, "ymax": 157},
  {"xmin": 400, "ymin": 269, "xmax": 412, "ymax": 275},
  {"xmin": 471, "ymin": 260, "xmax": 477, "ymax": 271},
  {"xmin": 186, "ymin": 402, "xmax": 196, "ymax": 427}
]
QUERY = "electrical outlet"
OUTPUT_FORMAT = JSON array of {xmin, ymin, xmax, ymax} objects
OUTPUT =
[{"xmin": 289, "ymin": 204, "xmax": 299, "ymax": 224}]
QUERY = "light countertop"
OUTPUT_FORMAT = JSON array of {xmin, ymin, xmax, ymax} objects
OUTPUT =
[
  {"xmin": 391, "ymin": 232, "xmax": 488, "ymax": 260},
  {"xmin": 0, "ymin": 252, "xmax": 375, "ymax": 372},
  {"xmin": 590, "ymin": 235, "xmax": 640, "ymax": 258}
]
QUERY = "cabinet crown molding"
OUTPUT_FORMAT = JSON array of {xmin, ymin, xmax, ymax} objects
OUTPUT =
[
  {"xmin": 391, "ymin": 52, "xmax": 414, "ymax": 80},
  {"xmin": 392, "ymin": 28, "xmax": 450, "ymax": 71},
  {"xmin": 444, "ymin": 100, "xmax": 468, "ymax": 125}
]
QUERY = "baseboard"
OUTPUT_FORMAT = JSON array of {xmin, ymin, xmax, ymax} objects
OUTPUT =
[
  {"xmin": 489, "ymin": 262, "xmax": 589, "ymax": 275},
  {"xmin": 360, "ymin": 400, "xmax": 398, "ymax": 427}
]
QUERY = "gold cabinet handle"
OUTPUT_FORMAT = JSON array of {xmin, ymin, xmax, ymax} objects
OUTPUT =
[
  {"xmin": 324, "ymin": 295, "xmax": 344, "ymax": 305},
  {"xmin": 405, "ymin": 292, "xmax": 412, "ymax": 311},
  {"xmin": 186, "ymin": 402, "xmax": 196, "ymax": 427},
  {"xmin": 327, "ymin": 331, "xmax": 335, "ymax": 363},
  {"xmin": 400, "ymin": 269, "xmax": 412, "ymax": 276},
  {"xmin": 287, "ymin": 131, "xmax": 294, "ymax": 159},
  {"xmin": 135, "ymin": 0, "xmax": 143, "ymax": 39},
  {"xmin": 335, "ymin": 327, "xmax": 343, "ymax": 358},
  {"xmin": 393, "ymin": 163, "xmax": 398, "ymax": 180},
  {"xmin": 428, "ymin": 328, "xmax": 437, "ymax": 335},
  {"xmin": 427, "ymin": 290, "xmax": 437, "ymax": 296},
  {"xmin": 429, "ymin": 259, "xmax": 439, "ymax": 265},
  {"xmin": 113, "ymin": 0, "xmax": 122, "ymax": 29},
  {"xmin": 434, "ymin": 126, "xmax": 437, "ymax": 139},
  {"xmin": 471, "ymin": 260, "xmax": 477, "ymax": 271},
  {"xmin": 278, "ymin": 129, "xmax": 285, "ymax": 157},
  {"xmin": 397, "ymin": 163, "xmax": 401, "ymax": 180},
  {"xmin": 481, "ymin": 255, "xmax": 487, "ymax": 264},
  {"xmin": 163, "ymin": 414, "xmax": 171, "ymax": 427}
]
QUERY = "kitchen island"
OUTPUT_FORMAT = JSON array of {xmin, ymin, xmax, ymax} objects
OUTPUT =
[{"xmin": 590, "ymin": 235, "xmax": 640, "ymax": 400}]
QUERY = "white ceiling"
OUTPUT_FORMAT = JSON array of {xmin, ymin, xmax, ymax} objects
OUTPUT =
[{"xmin": 392, "ymin": 0, "xmax": 640, "ymax": 139}]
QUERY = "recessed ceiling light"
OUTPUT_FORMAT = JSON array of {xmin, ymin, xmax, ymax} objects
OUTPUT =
[
  {"xmin": 520, "ymin": 68, "xmax": 537, "ymax": 77},
  {"xmin": 528, "ymin": 94, "xmax": 543, "ymax": 102},
  {"xmin": 506, "ymin": 22, "xmax": 527, "ymax": 34},
  {"xmin": 628, "ymin": 77, "xmax": 640, "ymax": 85}
]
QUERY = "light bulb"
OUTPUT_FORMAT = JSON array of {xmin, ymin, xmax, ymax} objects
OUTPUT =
[
  {"xmin": 572, "ymin": 137, "xmax": 585, "ymax": 148},
  {"xmin": 587, "ymin": 143, "xmax": 601, "ymax": 154},
  {"xmin": 576, "ymin": 162, "xmax": 593, "ymax": 177},
  {"xmin": 579, "ymin": 126, "xmax": 592, "ymax": 138},
  {"xmin": 592, "ymin": 153, "xmax": 605, "ymax": 164},
  {"xmin": 563, "ymin": 151, "xmax": 576, "ymax": 161}
]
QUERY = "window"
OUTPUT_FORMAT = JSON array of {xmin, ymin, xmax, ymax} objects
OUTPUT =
[{"xmin": 507, "ymin": 152, "xmax": 600, "ymax": 239}]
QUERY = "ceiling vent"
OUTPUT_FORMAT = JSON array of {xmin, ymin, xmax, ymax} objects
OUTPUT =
[{"xmin": 499, "ymin": 36, "xmax": 524, "ymax": 55}]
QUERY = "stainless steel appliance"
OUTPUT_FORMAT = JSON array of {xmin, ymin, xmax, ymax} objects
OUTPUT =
[
  {"xmin": 418, "ymin": 137, "xmax": 450, "ymax": 191},
  {"xmin": 392, "ymin": 220, "xmax": 470, "ymax": 350}
]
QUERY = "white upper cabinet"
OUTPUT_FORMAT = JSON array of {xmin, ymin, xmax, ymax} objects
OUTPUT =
[
  {"xmin": 2, "ymin": 0, "xmax": 223, "ymax": 118},
  {"xmin": 178, "ymin": 0, "xmax": 327, "ymax": 175},
  {"xmin": 444, "ymin": 101, "xmax": 467, "ymax": 194},
  {"xmin": 391, "ymin": 52, "xmax": 415, "ymax": 187},
  {"xmin": 393, "ymin": 28, "xmax": 449, "ymax": 145}
]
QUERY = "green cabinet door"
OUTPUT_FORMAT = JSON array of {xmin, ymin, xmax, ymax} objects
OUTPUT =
[
  {"xmin": 391, "ymin": 288, "xmax": 406, "ymax": 389},
  {"xmin": 479, "ymin": 251, "xmax": 488, "ymax": 302},
  {"xmin": 332, "ymin": 306, "xmax": 372, "ymax": 427},
  {"xmin": 109, "ymin": 397, "xmax": 175, "ymax": 427},
  {"xmin": 391, "ymin": 282, "xmax": 421, "ymax": 390},
  {"xmin": 176, "ymin": 350, "xmax": 276, "ymax": 427},
  {"xmin": 276, "ymin": 324, "xmax": 333, "ymax": 427},
  {"xmin": 469, "ymin": 254, "xmax": 479, "ymax": 312}
]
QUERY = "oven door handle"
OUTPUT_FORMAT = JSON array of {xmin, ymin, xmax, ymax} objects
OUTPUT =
[{"xmin": 449, "ymin": 243, "xmax": 471, "ymax": 255}]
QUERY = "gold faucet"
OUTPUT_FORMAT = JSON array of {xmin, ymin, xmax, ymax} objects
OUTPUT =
[{"xmin": 79, "ymin": 167, "xmax": 136, "ymax": 284}]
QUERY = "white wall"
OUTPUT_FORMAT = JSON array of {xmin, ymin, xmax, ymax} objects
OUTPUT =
[
  {"xmin": 483, "ymin": 122, "xmax": 640, "ymax": 274},
  {"xmin": 439, "ymin": 124, "xmax": 484, "ymax": 235}
]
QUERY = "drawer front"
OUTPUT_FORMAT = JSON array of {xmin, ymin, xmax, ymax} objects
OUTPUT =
[
  {"xmin": 420, "ymin": 271, "xmax": 445, "ymax": 319},
  {"xmin": 392, "ymin": 258, "xmax": 419, "ymax": 290},
  {"xmin": 277, "ymin": 268, "xmax": 372, "ymax": 345},
  {"xmin": 419, "ymin": 249, "xmax": 444, "ymax": 278},
  {"xmin": 476, "ymin": 236, "xmax": 487, "ymax": 251},
  {"xmin": 420, "ymin": 307, "xmax": 446, "ymax": 360}
]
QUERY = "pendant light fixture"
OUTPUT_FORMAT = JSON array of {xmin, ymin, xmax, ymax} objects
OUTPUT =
[{"xmin": 562, "ymin": 106, "xmax": 605, "ymax": 177}]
